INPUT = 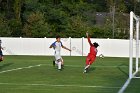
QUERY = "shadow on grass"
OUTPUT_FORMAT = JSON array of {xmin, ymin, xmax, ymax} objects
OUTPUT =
[
  {"xmin": 88, "ymin": 67, "xmax": 96, "ymax": 73},
  {"xmin": 0, "ymin": 63, "xmax": 13, "ymax": 70},
  {"xmin": 117, "ymin": 64, "xmax": 129, "ymax": 77}
]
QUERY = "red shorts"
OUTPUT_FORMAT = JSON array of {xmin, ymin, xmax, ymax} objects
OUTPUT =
[{"xmin": 86, "ymin": 54, "xmax": 96, "ymax": 65}]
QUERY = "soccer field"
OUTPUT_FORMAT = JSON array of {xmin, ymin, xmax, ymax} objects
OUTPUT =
[{"xmin": 0, "ymin": 56, "xmax": 140, "ymax": 93}]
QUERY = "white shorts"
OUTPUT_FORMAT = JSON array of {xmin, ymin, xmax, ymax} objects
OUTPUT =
[{"xmin": 55, "ymin": 51, "xmax": 62, "ymax": 61}]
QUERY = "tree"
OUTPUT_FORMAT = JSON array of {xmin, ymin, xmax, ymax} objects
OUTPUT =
[
  {"xmin": 0, "ymin": 15, "xmax": 11, "ymax": 37},
  {"xmin": 0, "ymin": 0, "xmax": 137, "ymax": 38},
  {"xmin": 13, "ymin": 0, "xmax": 23, "ymax": 21},
  {"xmin": 66, "ymin": 15, "xmax": 91, "ymax": 37},
  {"xmin": 22, "ymin": 11, "xmax": 50, "ymax": 37}
]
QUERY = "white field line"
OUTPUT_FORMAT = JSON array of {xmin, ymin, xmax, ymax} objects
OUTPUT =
[
  {"xmin": 118, "ymin": 78, "xmax": 131, "ymax": 93},
  {"xmin": 0, "ymin": 63, "xmax": 128, "ymax": 74},
  {"xmin": 0, "ymin": 82, "xmax": 121, "ymax": 89},
  {"xmin": 44, "ymin": 64, "xmax": 128, "ymax": 68},
  {"xmin": 0, "ymin": 64, "xmax": 43, "ymax": 74}
]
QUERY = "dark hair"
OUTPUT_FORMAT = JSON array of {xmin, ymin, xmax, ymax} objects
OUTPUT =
[
  {"xmin": 56, "ymin": 35, "xmax": 60, "ymax": 39},
  {"xmin": 93, "ymin": 42, "xmax": 99, "ymax": 48}
]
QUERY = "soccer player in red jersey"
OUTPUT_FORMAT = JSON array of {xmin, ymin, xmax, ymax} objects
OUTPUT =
[{"xmin": 83, "ymin": 32, "xmax": 99, "ymax": 73}]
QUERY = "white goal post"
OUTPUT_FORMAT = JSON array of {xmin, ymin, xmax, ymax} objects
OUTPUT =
[{"xmin": 129, "ymin": 11, "xmax": 140, "ymax": 79}]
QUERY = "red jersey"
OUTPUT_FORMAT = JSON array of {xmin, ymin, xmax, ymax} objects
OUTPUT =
[{"xmin": 87, "ymin": 37, "xmax": 97, "ymax": 56}]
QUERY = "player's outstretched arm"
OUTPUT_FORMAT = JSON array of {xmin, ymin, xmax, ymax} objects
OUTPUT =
[
  {"xmin": 62, "ymin": 45, "xmax": 71, "ymax": 51},
  {"xmin": 86, "ymin": 31, "xmax": 89, "ymax": 38},
  {"xmin": 86, "ymin": 32, "xmax": 93, "ymax": 46}
]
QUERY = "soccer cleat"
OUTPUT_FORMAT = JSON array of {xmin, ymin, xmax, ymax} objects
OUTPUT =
[
  {"xmin": 83, "ymin": 68, "xmax": 89, "ymax": 73},
  {"xmin": 83, "ymin": 70, "xmax": 87, "ymax": 73},
  {"xmin": 53, "ymin": 60, "xmax": 55, "ymax": 66},
  {"xmin": 83, "ymin": 69, "xmax": 87, "ymax": 73}
]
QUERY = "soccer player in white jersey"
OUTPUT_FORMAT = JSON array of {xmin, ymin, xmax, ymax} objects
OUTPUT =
[{"xmin": 49, "ymin": 36, "xmax": 71, "ymax": 71}]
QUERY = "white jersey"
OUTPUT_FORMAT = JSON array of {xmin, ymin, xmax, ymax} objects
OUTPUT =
[
  {"xmin": 51, "ymin": 41, "xmax": 63, "ymax": 60},
  {"xmin": 51, "ymin": 41, "xmax": 63, "ymax": 53}
]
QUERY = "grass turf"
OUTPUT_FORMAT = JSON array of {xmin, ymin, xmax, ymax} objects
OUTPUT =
[{"xmin": 0, "ymin": 56, "xmax": 139, "ymax": 93}]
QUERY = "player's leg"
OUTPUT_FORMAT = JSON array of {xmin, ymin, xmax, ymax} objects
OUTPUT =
[
  {"xmin": 85, "ymin": 58, "xmax": 91, "ymax": 69},
  {"xmin": 57, "ymin": 58, "xmax": 63, "ymax": 71},
  {"xmin": 54, "ymin": 52, "xmax": 59, "ymax": 66},
  {"xmin": 55, "ymin": 53, "xmax": 62, "ymax": 70},
  {"xmin": 0, "ymin": 56, "xmax": 3, "ymax": 62},
  {"xmin": 53, "ymin": 53, "xmax": 58, "ymax": 66},
  {"xmin": 84, "ymin": 57, "xmax": 96, "ymax": 73},
  {"xmin": 52, "ymin": 56, "xmax": 56, "ymax": 66},
  {"xmin": 58, "ymin": 56, "xmax": 63, "ymax": 70},
  {"xmin": 0, "ymin": 51, "xmax": 3, "ymax": 62},
  {"xmin": 0, "ymin": 56, "xmax": 2, "ymax": 62},
  {"xmin": 83, "ymin": 56, "xmax": 91, "ymax": 73},
  {"xmin": 55, "ymin": 59, "xmax": 62, "ymax": 70},
  {"xmin": 89, "ymin": 57, "xmax": 96, "ymax": 65},
  {"xmin": 57, "ymin": 53, "xmax": 63, "ymax": 70},
  {"xmin": 53, "ymin": 60, "xmax": 55, "ymax": 66},
  {"xmin": 61, "ymin": 57, "xmax": 64, "ymax": 69}
]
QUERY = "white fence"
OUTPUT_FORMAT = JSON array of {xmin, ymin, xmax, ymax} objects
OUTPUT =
[{"xmin": 0, "ymin": 37, "xmax": 133, "ymax": 57}]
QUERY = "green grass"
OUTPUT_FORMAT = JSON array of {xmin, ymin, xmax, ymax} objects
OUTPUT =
[{"xmin": 0, "ymin": 56, "xmax": 139, "ymax": 93}]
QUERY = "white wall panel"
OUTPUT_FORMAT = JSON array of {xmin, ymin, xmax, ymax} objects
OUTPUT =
[{"xmin": 0, "ymin": 37, "xmax": 133, "ymax": 57}]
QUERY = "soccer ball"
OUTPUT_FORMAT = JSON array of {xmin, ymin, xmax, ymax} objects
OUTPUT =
[{"xmin": 99, "ymin": 54, "xmax": 104, "ymax": 58}]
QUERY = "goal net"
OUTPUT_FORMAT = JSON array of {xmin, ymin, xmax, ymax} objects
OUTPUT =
[{"xmin": 129, "ymin": 11, "xmax": 140, "ymax": 79}]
